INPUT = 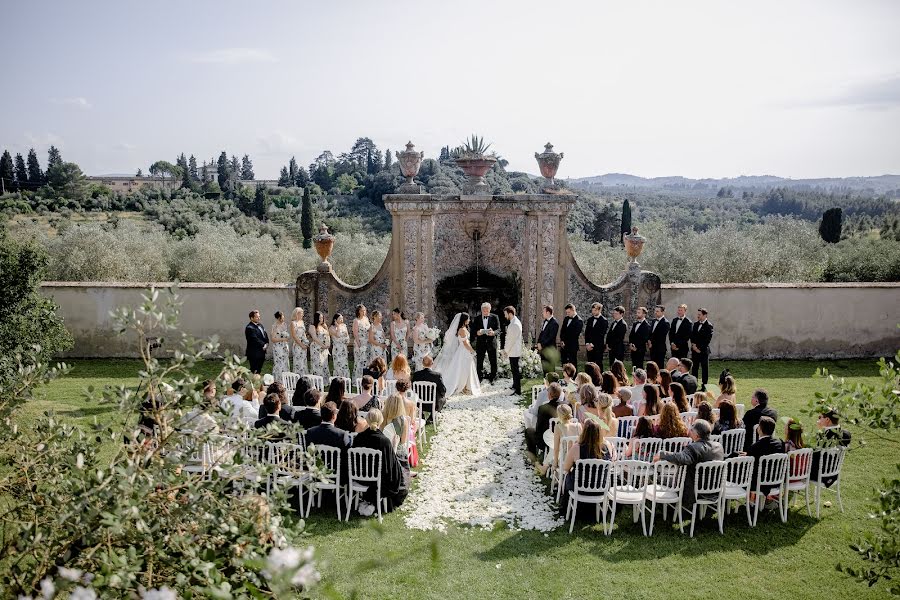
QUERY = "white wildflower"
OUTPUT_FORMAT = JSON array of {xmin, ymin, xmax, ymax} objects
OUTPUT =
[
  {"xmin": 39, "ymin": 578, "xmax": 54, "ymax": 599},
  {"xmin": 57, "ymin": 567, "xmax": 82, "ymax": 582},
  {"xmin": 69, "ymin": 587, "xmax": 97, "ymax": 600},
  {"xmin": 76, "ymin": 453, "xmax": 84, "ymax": 469},
  {"xmin": 141, "ymin": 586, "xmax": 177, "ymax": 600}
]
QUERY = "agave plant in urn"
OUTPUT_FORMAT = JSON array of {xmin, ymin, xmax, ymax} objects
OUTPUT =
[
  {"xmin": 314, "ymin": 223, "xmax": 335, "ymax": 272},
  {"xmin": 534, "ymin": 142, "xmax": 565, "ymax": 192},
  {"xmin": 452, "ymin": 134, "xmax": 498, "ymax": 195},
  {"xmin": 396, "ymin": 141, "xmax": 425, "ymax": 194}
]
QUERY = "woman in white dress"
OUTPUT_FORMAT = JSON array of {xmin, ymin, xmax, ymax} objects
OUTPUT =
[
  {"xmin": 289, "ymin": 307, "xmax": 309, "ymax": 375},
  {"xmin": 329, "ymin": 313, "xmax": 351, "ymax": 379},
  {"xmin": 308, "ymin": 311, "xmax": 331, "ymax": 381},
  {"xmin": 368, "ymin": 310, "xmax": 388, "ymax": 364},
  {"xmin": 352, "ymin": 304, "xmax": 370, "ymax": 380},
  {"xmin": 389, "ymin": 308, "xmax": 409, "ymax": 363},
  {"xmin": 411, "ymin": 312, "xmax": 432, "ymax": 371},
  {"xmin": 270, "ymin": 311, "xmax": 290, "ymax": 380},
  {"xmin": 432, "ymin": 313, "xmax": 481, "ymax": 397}
]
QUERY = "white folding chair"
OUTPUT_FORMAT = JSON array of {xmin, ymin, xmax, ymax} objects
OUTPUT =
[
  {"xmin": 711, "ymin": 408, "xmax": 720, "ymax": 419},
  {"xmin": 617, "ymin": 416, "xmax": 640, "ymax": 438},
  {"xmin": 296, "ymin": 429, "xmax": 306, "ymax": 450},
  {"xmin": 663, "ymin": 437, "xmax": 691, "ymax": 454},
  {"xmin": 751, "ymin": 453, "xmax": 788, "ymax": 526},
  {"xmin": 643, "ymin": 460, "xmax": 687, "ymax": 535},
  {"xmin": 811, "ymin": 446, "xmax": 847, "ymax": 518},
  {"xmin": 680, "ymin": 411, "xmax": 697, "ymax": 429},
  {"xmin": 690, "ymin": 460, "xmax": 727, "ymax": 537},
  {"xmin": 179, "ymin": 431, "xmax": 213, "ymax": 479},
  {"xmin": 281, "ymin": 372, "xmax": 301, "ymax": 397},
  {"xmin": 333, "ymin": 376, "xmax": 353, "ymax": 395},
  {"xmin": 709, "ymin": 434, "xmax": 722, "ymax": 446},
  {"xmin": 553, "ymin": 435, "xmax": 580, "ymax": 502},
  {"xmin": 303, "ymin": 374, "xmax": 325, "ymax": 392},
  {"xmin": 531, "ymin": 384, "xmax": 547, "ymax": 407},
  {"xmin": 379, "ymin": 380, "xmax": 398, "ymax": 397},
  {"xmin": 721, "ymin": 429, "xmax": 746, "ymax": 456},
  {"xmin": 608, "ymin": 459, "xmax": 652, "ymax": 535},
  {"xmin": 630, "ymin": 437, "xmax": 662, "ymax": 462},
  {"xmin": 548, "ymin": 418, "xmax": 559, "ymax": 435},
  {"xmin": 270, "ymin": 441, "xmax": 310, "ymax": 515},
  {"xmin": 355, "ymin": 378, "xmax": 364, "ymax": 396},
  {"xmin": 735, "ymin": 403, "xmax": 745, "ymax": 419},
  {"xmin": 413, "ymin": 381, "xmax": 439, "ymax": 432},
  {"xmin": 606, "ymin": 436, "xmax": 629, "ymax": 460},
  {"xmin": 724, "ymin": 455, "xmax": 755, "ymax": 525},
  {"xmin": 306, "ymin": 444, "xmax": 343, "ymax": 520},
  {"xmin": 565, "ymin": 459, "xmax": 612, "ymax": 534},
  {"xmin": 346, "ymin": 448, "xmax": 386, "ymax": 522},
  {"xmin": 783, "ymin": 448, "xmax": 813, "ymax": 520}
]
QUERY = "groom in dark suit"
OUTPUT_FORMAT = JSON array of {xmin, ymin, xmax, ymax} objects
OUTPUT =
[
  {"xmin": 245, "ymin": 309, "xmax": 269, "ymax": 374},
  {"xmin": 472, "ymin": 302, "xmax": 500, "ymax": 383}
]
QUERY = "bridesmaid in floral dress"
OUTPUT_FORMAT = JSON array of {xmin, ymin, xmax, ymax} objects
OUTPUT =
[
  {"xmin": 411, "ymin": 312, "xmax": 433, "ymax": 371},
  {"xmin": 352, "ymin": 304, "xmax": 371, "ymax": 380},
  {"xmin": 368, "ymin": 310, "xmax": 388, "ymax": 364},
  {"xmin": 289, "ymin": 307, "xmax": 309, "ymax": 375},
  {"xmin": 270, "ymin": 311, "xmax": 291, "ymax": 381},
  {"xmin": 389, "ymin": 308, "xmax": 409, "ymax": 364},
  {"xmin": 329, "ymin": 313, "xmax": 351, "ymax": 379},
  {"xmin": 308, "ymin": 311, "xmax": 331, "ymax": 381}
]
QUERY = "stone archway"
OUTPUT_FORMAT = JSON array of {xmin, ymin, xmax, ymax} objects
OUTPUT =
[{"xmin": 435, "ymin": 269, "xmax": 521, "ymax": 329}]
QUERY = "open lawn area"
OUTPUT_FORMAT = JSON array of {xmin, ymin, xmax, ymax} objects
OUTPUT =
[{"xmin": 23, "ymin": 357, "xmax": 895, "ymax": 599}]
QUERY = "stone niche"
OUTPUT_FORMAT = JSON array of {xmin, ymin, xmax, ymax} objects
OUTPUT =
[{"xmin": 296, "ymin": 193, "xmax": 660, "ymax": 342}]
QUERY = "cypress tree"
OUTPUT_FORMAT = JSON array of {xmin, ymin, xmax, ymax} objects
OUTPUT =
[
  {"xmin": 216, "ymin": 152, "xmax": 228, "ymax": 188},
  {"xmin": 384, "ymin": 149, "xmax": 393, "ymax": 171},
  {"xmin": 240, "ymin": 155, "xmax": 254, "ymax": 180},
  {"xmin": 819, "ymin": 207, "xmax": 842, "ymax": 243},
  {"xmin": 253, "ymin": 185, "xmax": 268, "ymax": 220},
  {"xmin": 278, "ymin": 166, "xmax": 291, "ymax": 187},
  {"xmin": 0, "ymin": 151, "xmax": 13, "ymax": 193},
  {"xmin": 294, "ymin": 165, "xmax": 310, "ymax": 188},
  {"xmin": 188, "ymin": 155, "xmax": 199, "ymax": 181},
  {"xmin": 14, "ymin": 154, "xmax": 27, "ymax": 190},
  {"xmin": 47, "ymin": 146, "xmax": 63, "ymax": 170},
  {"xmin": 288, "ymin": 157, "xmax": 298, "ymax": 185},
  {"xmin": 26, "ymin": 149, "xmax": 43, "ymax": 184},
  {"xmin": 301, "ymin": 186, "xmax": 313, "ymax": 249},
  {"xmin": 620, "ymin": 199, "xmax": 632, "ymax": 243}
]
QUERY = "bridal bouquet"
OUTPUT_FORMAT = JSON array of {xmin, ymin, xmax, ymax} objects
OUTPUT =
[{"xmin": 424, "ymin": 327, "xmax": 440, "ymax": 342}]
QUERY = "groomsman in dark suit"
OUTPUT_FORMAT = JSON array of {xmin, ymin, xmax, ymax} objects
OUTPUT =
[
  {"xmin": 536, "ymin": 305, "xmax": 560, "ymax": 372},
  {"xmin": 583, "ymin": 302, "xmax": 608, "ymax": 370},
  {"xmin": 690, "ymin": 308, "xmax": 714, "ymax": 390},
  {"xmin": 629, "ymin": 307, "xmax": 651, "ymax": 370},
  {"xmin": 669, "ymin": 303, "xmax": 692, "ymax": 360},
  {"xmin": 605, "ymin": 305, "xmax": 627, "ymax": 364},
  {"xmin": 245, "ymin": 309, "xmax": 269, "ymax": 374},
  {"xmin": 559, "ymin": 303, "xmax": 583, "ymax": 370},
  {"xmin": 648, "ymin": 305, "xmax": 670, "ymax": 368}
]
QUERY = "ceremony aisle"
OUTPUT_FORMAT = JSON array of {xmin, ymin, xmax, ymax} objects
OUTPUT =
[{"xmin": 403, "ymin": 380, "xmax": 563, "ymax": 532}]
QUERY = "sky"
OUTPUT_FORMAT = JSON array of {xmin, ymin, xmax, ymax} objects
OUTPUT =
[{"xmin": 1, "ymin": 0, "xmax": 898, "ymax": 180}]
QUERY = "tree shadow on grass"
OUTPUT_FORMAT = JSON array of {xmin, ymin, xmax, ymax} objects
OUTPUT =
[{"xmin": 58, "ymin": 405, "xmax": 117, "ymax": 419}]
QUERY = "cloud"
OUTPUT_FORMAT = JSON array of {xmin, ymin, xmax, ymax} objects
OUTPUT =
[
  {"xmin": 796, "ymin": 74, "xmax": 900, "ymax": 110},
  {"xmin": 51, "ymin": 96, "xmax": 92, "ymax": 109},
  {"xmin": 24, "ymin": 131, "xmax": 64, "ymax": 149},
  {"xmin": 256, "ymin": 131, "xmax": 300, "ymax": 155},
  {"xmin": 115, "ymin": 142, "xmax": 137, "ymax": 151},
  {"xmin": 188, "ymin": 47, "xmax": 278, "ymax": 65}
]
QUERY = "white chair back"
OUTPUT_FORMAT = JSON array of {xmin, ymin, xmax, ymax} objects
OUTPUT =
[
  {"xmin": 680, "ymin": 411, "xmax": 697, "ymax": 429},
  {"xmin": 614, "ymin": 459, "xmax": 653, "ymax": 491},
  {"xmin": 296, "ymin": 429, "xmax": 306, "ymax": 449},
  {"xmin": 531, "ymin": 384, "xmax": 547, "ymax": 406},
  {"xmin": 787, "ymin": 448, "xmax": 814, "ymax": 487},
  {"xmin": 735, "ymin": 403, "xmax": 745, "ymax": 419},
  {"xmin": 314, "ymin": 444, "xmax": 341, "ymax": 484},
  {"xmin": 281, "ymin": 372, "xmax": 301, "ymax": 396},
  {"xmin": 653, "ymin": 459, "xmax": 687, "ymax": 495},
  {"xmin": 709, "ymin": 434, "xmax": 722, "ymax": 445},
  {"xmin": 271, "ymin": 441, "xmax": 304, "ymax": 476},
  {"xmin": 725, "ymin": 455, "xmax": 754, "ymax": 489},
  {"xmin": 662, "ymin": 437, "xmax": 691, "ymax": 454},
  {"xmin": 756, "ymin": 453, "xmax": 789, "ymax": 492},
  {"xmin": 548, "ymin": 418, "xmax": 559, "ymax": 435},
  {"xmin": 348, "ymin": 447, "xmax": 381, "ymax": 484},
  {"xmin": 332, "ymin": 376, "xmax": 353, "ymax": 395},
  {"xmin": 303, "ymin": 374, "xmax": 325, "ymax": 392},
  {"xmin": 573, "ymin": 458, "xmax": 613, "ymax": 495},
  {"xmin": 558, "ymin": 435, "xmax": 579, "ymax": 469},
  {"xmin": 379, "ymin": 379, "xmax": 398, "ymax": 397},
  {"xmin": 721, "ymin": 429, "xmax": 745, "ymax": 456},
  {"xmin": 413, "ymin": 381, "xmax": 437, "ymax": 405},
  {"xmin": 355, "ymin": 377, "xmax": 364, "ymax": 396},
  {"xmin": 617, "ymin": 416, "xmax": 640, "ymax": 438},
  {"xmin": 632, "ymin": 437, "xmax": 662, "ymax": 462},
  {"xmin": 606, "ymin": 436, "xmax": 629, "ymax": 458},
  {"xmin": 693, "ymin": 460, "xmax": 727, "ymax": 501},
  {"xmin": 817, "ymin": 445, "xmax": 846, "ymax": 479}
]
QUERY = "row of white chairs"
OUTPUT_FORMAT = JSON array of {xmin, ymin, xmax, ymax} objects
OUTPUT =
[{"xmin": 564, "ymin": 446, "xmax": 847, "ymax": 535}]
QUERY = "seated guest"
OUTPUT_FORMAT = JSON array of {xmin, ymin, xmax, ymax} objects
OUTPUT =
[
  {"xmin": 659, "ymin": 370, "xmax": 673, "ymax": 400},
  {"xmin": 783, "ymin": 418, "xmax": 805, "ymax": 452},
  {"xmin": 645, "ymin": 361, "xmax": 661, "ymax": 385},
  {"xmin": 363, "ymin": 357, "xmax": 388, "ymax": 396},
  {"xmin": 674, "ymin": 359, "xmax": 698, "ymax": 395},
  {"xmin": 255, "ymin": 392, "xmax": 289, "ymax": 431},
  {"xmin": 221, "ymin": 379, "xmax": 258, "ymax": 428},
  {"xmin": 304, "ymin": 401, "xmax": 351, "ymax": 449},
  {"xmin": 525, "ymin": 382, "xmax": 563, "ymax": 456},
  {"xmin": 745, "ymin": 416, "xmax": 785, "ymax": 497},
  {"xmin": 596, "ymin": 392, "xmax": 619, "ymax": 437},
  {"xmin": 260, "ymin": 381, "xmax": 295, "ymax": 420},
  {"xmin": 577, "ymin": 386, "xmax": 617, "ymax": 435},
  {"xmin": 810, "ymin": 408, "xmax": 852, "ymax": 487},
  {"xmin": 665, "ymin": 357, "xmax": 681, "ymax": 374},
  {"xmin": 612, "ymin": 388, "xmax": 634, "ymax": 418},
  {"xmin": 584, "ymin": 362, "xmax": 602, "ymax": 387},
  {"xmin": 570, "ymin": 372, "xmax": 592, "ymax": 405},
  {"xmin": 352, "ymin": 408, "xmax": 408, "ymax": 516},
  {"xmin": 691, "ymin": 392, "xmax": 709, "ymax": 410},
  {"xmin": 394, "ymin": 379, "xmax": 420, "ymax": 452},
  {"xmin": 350, "ymin": 375, "xmax": 381, "ymax": 412},
  {"xmin": 640, "ymin": 384, "xmax": 661, "ymax": 417},
  {"xmin": 290, "ymin": 375, "xmax": 311, "ymax": 406},
  {"xmin": 670, "ymin": 382, "xmax": 690, "ymax": 413},
  {"xmin": 742, "ymin": 388, "xmax": 777, "ymax": 452},
  {"xmin": 695, "ymin": 401, "xmax": 715, "ymax": 426},
  {"xmin": 625, "ymin": 416, "xmax": 654, "ymax": 458},
  {"xmin": 325, "ymin": 378, "xmax": 347, "ymax": 406},
  {"xmin": 600, "ymin": 371, "xmax": 618, "ymax": 396},
  {"xmin": 524, "ymin": 372, "xmax": 560, "ymax": 429},
  {"xmin": 559, "ymin": 420, "xmax": 615, "ymax": 514},
  {"xmin": 295, "ymin": 389, "xmax": 323, "ymax": 430},
  {"xmin": 655, "ymin": 402, "xmax": 689, "ymax": 439},
  {"xmin": 538, "ymin": 403, "xmax": 582, "ymax": 476},
  {"xmin": 387, "ymin": 354, "xmax": 411, "ymax": 381},
  {"xmin": 712, "ymin": 400, "xmax": 742, "ymax": 435},
  {"xmin": 627, "ymin": 368, "xmax": 648, "ymax": 409},
  {"xmin": 561, "ymin": 363, "xmax": 578, "ymax": 395},
  {"xmin": 411, "ymin": 354, "xmax": 447, "ymax": 414},
  {"xmin": 181, "ymin": 380, "xmax": 220, "ymax": 433},
  {"xmin": 335, "ymin": 399, "xmax": 367, "ymax": 434},
  {"xmin": 716, "ymin": 375, "xmax": 737, "ymax": 407},
  {"xmin": 655, "ymin": 419, "xmax": 724, "ymax": 511},
  {"xmin": 611, "ymin": 360, "xmax": 630, "ymax": 388}
]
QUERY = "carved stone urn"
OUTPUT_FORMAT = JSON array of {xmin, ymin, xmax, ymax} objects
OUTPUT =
[
  {"xmin": 454, "ymin": 156, "xmax": 497, "ymax": 195},
  {"xmin": 535, "ymin": 142, "xmax": 564, "ymax": 190},
  {"xmin": 313, "ymin": 223, "xmax": 335, "ymax": 272},
  {"xmin": 396, "ymin": 141, "xmax": 425, "ymax": 194},
  {"xmin": 623, "ymin": 227, "xmax": 646, "ymax": 264}
]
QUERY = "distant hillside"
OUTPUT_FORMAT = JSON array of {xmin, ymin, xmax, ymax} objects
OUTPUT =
[{"xmin": 569, "ymin": 173, "xmax": 900, "ymax": 195}]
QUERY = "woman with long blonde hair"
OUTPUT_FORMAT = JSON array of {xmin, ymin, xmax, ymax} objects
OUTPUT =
[{"xmin": 381, "ymin": 393, "xmax": 410, "ymax": 455}]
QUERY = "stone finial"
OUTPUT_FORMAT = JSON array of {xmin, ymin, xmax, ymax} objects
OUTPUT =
[
  {"xmin": 535, "ymin": 142, "xmax": 564, "ymax": 192},
  {"xmin": 623, "ymin": 226, "xmax": 646, "ymax": 265},
  {"xmin": 313, "ymin": 223, "xmax": 335, "ymax": 271},
  {"xmin": 396, "ymin": 141, "xmax": 426, "ymax": 194}
]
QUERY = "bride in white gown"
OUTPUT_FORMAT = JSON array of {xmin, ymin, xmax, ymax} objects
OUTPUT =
[{"xmin": 433, "ymin": 313, "xmax": 482, "ymax": 397}]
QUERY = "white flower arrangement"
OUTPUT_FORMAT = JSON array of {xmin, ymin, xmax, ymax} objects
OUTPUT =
[{"xmin": 497, "ymin": 347, "xmax": 543, "ymax": 380}]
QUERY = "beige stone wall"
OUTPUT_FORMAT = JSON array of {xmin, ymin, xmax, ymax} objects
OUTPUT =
[
  {"xmin": 662, "ymin": 283, "xmax": 900, "ymax": 359},
  {"xmin": 40, "ymin": 281, "xmax": 900, "ymax": 359}
]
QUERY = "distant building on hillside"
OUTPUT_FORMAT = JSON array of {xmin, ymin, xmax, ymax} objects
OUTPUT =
[{"xmin": 87, "ymin": 175, "xmax": 179, "ymax": 192}]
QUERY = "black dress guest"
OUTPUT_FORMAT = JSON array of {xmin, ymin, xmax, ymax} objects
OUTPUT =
[
  {"xmin": 583, "ymin": 303, "xmax": 608, "ymax": 370},
  {"xmin": 559, "ymin": 304, "xmax": 583, "ymax": 370},
  {"xmin": 352, "ymin": 413, "xmax": 408, "ymax": 512},
  {"xmin": 690, "ymin": 308, "xmax": 714, "ymax": 389},
  {"xmin": 245, "ymin": 309, "xmax": 269, "ymax": 374},
  {"xmin": 536, "ymin": 306, "xmax": 560, "ymax": 370},
  {"xmin": 669, "ymin": 305, "xmax": 692, "ymax": 360},
  {"xmin": 629, "ymin": 309, "xmax": 651, "ymax": 370},
  {"xmin": 472, "ymin": 305, "xmax": 501, "ymax": 383},
  {"xmin": 606, "ymin": 306, "xmax": 627, "ymax": 364},
  {"xmin": 648, "ymin": 307, "xmax": 670, "ymax": 368}
]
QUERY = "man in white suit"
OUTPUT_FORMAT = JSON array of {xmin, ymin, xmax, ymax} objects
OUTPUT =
[{"xmin": 502, "ymin": 305, "xmax": 524, "ymax": 395}]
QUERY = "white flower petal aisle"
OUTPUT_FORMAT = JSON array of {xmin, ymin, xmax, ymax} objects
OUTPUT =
[{"xmin": 403, "ymin": 380, "xmax": 563, "ymax": 532}]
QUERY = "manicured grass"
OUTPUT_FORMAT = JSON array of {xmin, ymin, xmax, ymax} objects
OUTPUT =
[{"xmin": 23, "ymin": 358, "xmax": 896, "ymax": 599}]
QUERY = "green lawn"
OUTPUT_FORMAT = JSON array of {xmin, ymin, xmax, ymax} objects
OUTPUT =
[{"xmin": 24, "ymin": 358, "xmax": 896, "ymax": 599}]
